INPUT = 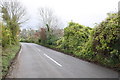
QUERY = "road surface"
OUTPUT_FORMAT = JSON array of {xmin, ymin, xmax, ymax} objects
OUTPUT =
[{"xmin": 8, "ymin": 43, "xmax": 119, "ymax": 78}]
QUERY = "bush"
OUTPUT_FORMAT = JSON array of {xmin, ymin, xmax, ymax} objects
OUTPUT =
[
  {"xmin": 92, "ymin": 13, "xmax": 120, "ymax": 65},
  {"xmin": 57, "ymin": 22, "xmax": 92, "ymax": 55},
  {"xmin": 2, "ymin": 24, "xmax": 12, "ymax": 48},
  {"xmin": 80, "ymin": 30, "xmax": 94, "ymax": 60}
]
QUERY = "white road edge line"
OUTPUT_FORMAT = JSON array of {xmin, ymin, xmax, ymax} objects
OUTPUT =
[
  {"xmin": 18, "ymin": 45, "xmax": 22, "ymax": 59},
  {"xmin": 44, "ymin": 53, "xmax": 62, "ymax": 67}
]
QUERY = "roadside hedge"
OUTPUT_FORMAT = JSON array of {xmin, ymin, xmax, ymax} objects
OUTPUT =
[
  {"xmin": 92, "ymin": 13, "xmax": 120, "ymax": 66},
  {"xmin": 56, "ymin": 22, "xmax": 92, "ymax": 56}
]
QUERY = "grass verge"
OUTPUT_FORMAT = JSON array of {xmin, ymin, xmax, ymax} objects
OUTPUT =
[
  {"xmin": 2, "ymin": 44, "xmax": 20, "ymax": 78},
  {"xmin": 0, "ymin": 46, "xmax": 2, "ymax": 79}
]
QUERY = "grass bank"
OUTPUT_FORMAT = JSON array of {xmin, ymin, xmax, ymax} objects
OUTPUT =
[
  {"xmin": 0, "ymin": 46, "xmax": 2, "ymax": 79},
  {"xmin": 2, "ymin": 44, "xmax": 20, "ymax": 78}
]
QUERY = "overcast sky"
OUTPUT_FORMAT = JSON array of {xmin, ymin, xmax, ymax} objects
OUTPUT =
[{"xmin": 19, "ymin": 0, "xmax": 119, "ymax": 29}]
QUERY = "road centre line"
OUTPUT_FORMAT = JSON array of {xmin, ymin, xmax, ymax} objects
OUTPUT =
[
  {"xmin": 34, "ymin": 46, "xmax": 62, "ymax": 67},
  {"xmin": 44, "ymin": 53, "xmax": 62, "ymax": 67}
]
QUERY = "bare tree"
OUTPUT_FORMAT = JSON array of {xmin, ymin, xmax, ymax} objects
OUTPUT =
[
  {"xmin": 38, "ymin": 7, "xmax": 64, "ymax": 44},
  {"xmin": 0, "ymin": 0, "xmax": 27, "ymax": 25},
  {"xmin": 38, "ymin": 7, "xmax": 61, "ymax": 31},
  {"xmin": 0, "ymin": 0, "xmax": 28, "ymax": 44}
]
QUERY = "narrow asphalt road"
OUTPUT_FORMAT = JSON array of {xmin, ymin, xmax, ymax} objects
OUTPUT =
[{"xmin": 8, "ymin": 43, "xmax": 119, "ymax": 78}]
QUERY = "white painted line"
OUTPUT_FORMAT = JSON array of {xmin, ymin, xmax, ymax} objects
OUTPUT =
[
  {"xmin": 33, "ymin": 46, "xmax": 41, "ymax": 52},
  {"xmin": 18, "ymin": 45, "xmax": 22, "ymax": 59},
  {"xmin": 19, "ymin": 47, "xmax": 22, "ymax": 54},
  {"xmin": 44, "ymin": 54, "xmax": 62, "ymax": 67},
  {"xmin": 38, "ymin": 49, "xmax": 41, "ymax": 52}
]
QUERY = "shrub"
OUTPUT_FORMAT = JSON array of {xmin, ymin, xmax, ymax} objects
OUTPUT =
[
  {"xmin": 57, "ymin": 22, "xmax": 92, "ymax": 54},
  {"xmin": 92, "ymin": 13, "xmax": 120, "ymax": 65},
  {"xmin": 2, "ymin": 24, "xmax": 12, "ymax": 48}
]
